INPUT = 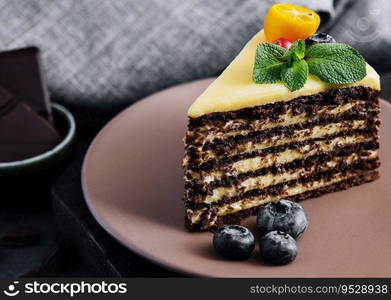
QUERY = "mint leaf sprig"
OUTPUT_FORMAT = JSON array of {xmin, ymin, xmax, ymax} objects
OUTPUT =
[{"xmin": 252, "ymin": 40, "xmax": 367, "ymax": 91}]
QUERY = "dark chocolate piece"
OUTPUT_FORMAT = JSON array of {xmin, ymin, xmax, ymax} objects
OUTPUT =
[
  {"xmin": 0, "ymin": 47, "xmax": 52, "ymax": 121},
  {"xmin": 0, "ymin": 86, "xmax": 61, "ymax": 162}
]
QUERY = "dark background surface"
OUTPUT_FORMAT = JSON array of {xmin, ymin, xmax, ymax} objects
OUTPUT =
[
  {"xmin": 1, "ymin": 0, "xmax": 391, "ymax": 277},
  {"xmin": 0, "ymin": 76, "xmax": 389, "ymax": 278}
]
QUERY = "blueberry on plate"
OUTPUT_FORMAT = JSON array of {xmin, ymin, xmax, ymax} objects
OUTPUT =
[
  {"xmin": 260, "ymin": 231, "xmax": 298, "ymax": 265},
  {"xmin": 256, "ymin": 199, "xmax": 308, "ymax": 239},
  {"xmin": 305, "ymin": 33, "xmax": 336, "ymax": 46},
  {"xmin": 213, "ymin": 225, "xmax": 255, "ymax": 260}
]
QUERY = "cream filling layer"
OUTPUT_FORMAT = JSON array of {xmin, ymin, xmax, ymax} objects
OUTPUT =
[
  {"xmin": 219, "ymin": 173, "xmax": 355, "ymax": 216},
  {"xmin": 202, "ymin": 150, "xmax": 378, "ymax": 204},
  {"xmin": 232, "ymin": 135, "xmax": 369, "ymax": 174},
  {"xmin": 188, "ymin": 171, "xmax": 363, "ymax": 226},
  {"xmin": 189, "ymin": 101, "xmax": 366, "ymax": 145},
  {"xmin": 202, "ymin": 120, "xmax": 366, "ymax": 161},
  {"xmin": 191, "ymin": 134, "xmax": 372, "ymax": 183}
]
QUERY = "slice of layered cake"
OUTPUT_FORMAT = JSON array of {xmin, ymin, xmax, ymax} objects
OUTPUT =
[{"xmin": 183, "ymin": 4, "xmax": 380, "ymax": 231}]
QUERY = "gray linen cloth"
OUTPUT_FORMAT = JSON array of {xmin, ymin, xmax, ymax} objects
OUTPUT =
[{"xmin": 0, "ymin": 0, "xmax": 388, "ymax": 130}]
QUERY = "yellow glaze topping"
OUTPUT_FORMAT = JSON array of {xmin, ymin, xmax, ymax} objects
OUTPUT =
[{"xmin": 188, "ymin": 31, "xmax": 380, "ymax": 118}]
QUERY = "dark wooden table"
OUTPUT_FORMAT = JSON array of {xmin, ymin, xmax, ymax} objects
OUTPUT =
[{"xmin": 2, "ymin": 75, "xmax": 389, "ymax": 278}]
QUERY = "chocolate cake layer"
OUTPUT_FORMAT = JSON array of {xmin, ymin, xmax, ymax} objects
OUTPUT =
[
  {"xmin": 186, "ymin": 100, "xmax": 378, "ymax": 147},
  {"xmin": 185, "ymin": 170, "xmax": 379, "ymax": 231},
  {"xmin": 185, "ymin": 140, "xmax": 379, "ymax": 193},
  {"xmin": 187, "ymin": 86, "xmax": 379, "ymax": 129},
  {"xmin": 188, "ymin": 130, "xmax": 378, "ymax": 172},
  {"xmin": 186, "ymin": 121, "xmax": 369, "ymax": 169},
  {"xmin": 185, "ymin": 158, "xmax": 379, "ymax": 209},
  {"xmin": 201, "ymin": 112, "xmax": 378, "ymax": 151},
  {"xmin": 187, "ymin": 165, "xmax": 379, "ymax": 228}
]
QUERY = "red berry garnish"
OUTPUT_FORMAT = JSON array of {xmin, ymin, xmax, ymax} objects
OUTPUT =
[{"xmin": 272, "ymin": 38, "xmax": 292, "ymax": 49}]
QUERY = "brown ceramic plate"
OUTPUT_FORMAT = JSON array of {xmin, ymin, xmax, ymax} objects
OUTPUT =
[{"xmin": 82, "ymin": 78, "xmax": 391, "ymax": 277}]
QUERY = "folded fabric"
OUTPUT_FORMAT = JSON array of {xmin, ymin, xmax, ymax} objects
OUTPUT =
[{"xmin": 0, "ymin": 0, "xmax": 386, "ymax": 130}]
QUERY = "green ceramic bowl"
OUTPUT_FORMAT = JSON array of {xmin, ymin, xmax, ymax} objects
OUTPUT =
[
  {"xmin": 0, "ymin": 103, "xmax": 76, "ymax": 207},
  {"xmin": 0, "ymin": 103, "xmax": 76, "ymax": 176}
]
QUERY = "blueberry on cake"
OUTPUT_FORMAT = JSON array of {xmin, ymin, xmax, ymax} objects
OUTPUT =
[{"xmin": 183, "ymin": 4, "xmax": 380, "ymax": 231}]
